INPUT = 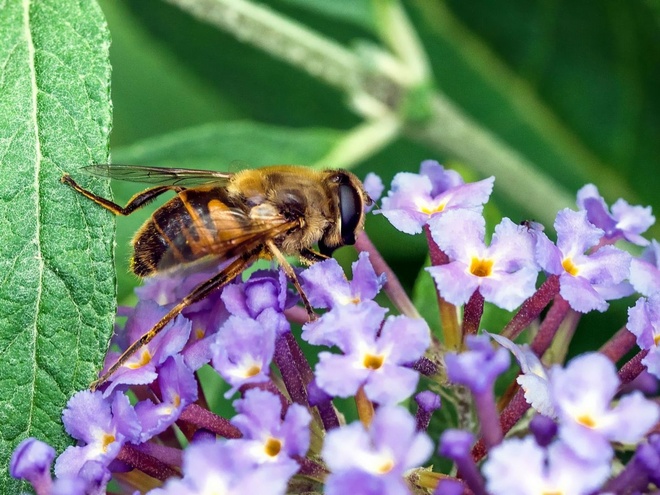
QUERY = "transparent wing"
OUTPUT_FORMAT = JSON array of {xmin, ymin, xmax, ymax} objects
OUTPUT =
[{"xmin": 83, "ymin": 164, "xmax": 233, "ymax": 186}]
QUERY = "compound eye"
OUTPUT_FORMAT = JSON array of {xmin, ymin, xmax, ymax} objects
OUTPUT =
[{"xmin": 338, "ymin": 184, "xmax": 362, "ymax": 245}]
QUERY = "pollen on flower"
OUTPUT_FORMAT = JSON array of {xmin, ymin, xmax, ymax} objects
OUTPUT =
[
  {"xmin": 336, "ymin": 294, "xmax": 362, "ymax": 305},
  {"xmin": 469, "ymin": 257, "xmax": 494, "ymax": 278},
  {"xmin": 363, "ymin": 353, "xmax": 385, "ymax": 370},
  {"xmin": 264, "ymin": 437, "xmax": 282, "ymax": 457},
  {"xmin": 376, "ymin": 459, "xmax": 395, "ymax": 474},
  {"xmin": 576, "ymin": 414, "xmax": 596, "ymax": 428},
  {"xmin": 195, "ymin": 327, "xmax": 206, "ymax": 340},
  {"xmin": 418, "ymin": 199, "xmax": 446, "ymax": 215},
  {"xmin": 127, "ymin": 349, "xmax": 152, "ymax": 369},
  {"xmin": 101, "ymin": 433, "xmax": 115, "ymax": 453},
  {"xmin": 244, "ymin": 365, "xmax": 262, "ymax": 377},
  {"xmin": 562, "ymin": 258, "xmax": 579, "ymax": 276}
]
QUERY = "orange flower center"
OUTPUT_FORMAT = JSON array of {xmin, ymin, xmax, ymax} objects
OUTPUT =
[
  {"xmin": 264, "ymin": 437, "xmax": 282, "ymax": 457},
  {"xmin": 245, "ymin": 365, "xmax": 262, "ymax": 377},
  {"xmin": 127, "ymin": 349, "xmax": 152, "ymax": 369},
  {"xmin": 420, "ymin": 203, "xmax": 445, "ymax": 215},
  {"xmin": 562, "ymin": 258, "xmax": 579, "ymax": 276},
  {"xmin": 577, "ymin": 414, "xmax": 596, "ymax": 428},
  {"xmin": 469, "ymin": 257, "xmax": 493, "ymax": 277},
  {"xmin": 101, "ymin": 433, "xmax": 115, "ymax": 453},
  {"xmin": 363, "ymin": 354, "xmax": 385, "ymax": 370}
]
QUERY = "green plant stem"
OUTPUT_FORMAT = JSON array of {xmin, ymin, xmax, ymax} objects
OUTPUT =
[
  {"xmin": 165, "ymin": 0, "xmax": 573, "ymax": 225},
  {"xmin": 162, "ymin": 0, "xmax": 362, "ymax": 93}
]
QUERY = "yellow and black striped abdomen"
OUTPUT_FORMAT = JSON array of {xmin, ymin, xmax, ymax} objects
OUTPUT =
[{"xmin": 131, "ymin": 187, "xmax": 250, "ymax": 277}]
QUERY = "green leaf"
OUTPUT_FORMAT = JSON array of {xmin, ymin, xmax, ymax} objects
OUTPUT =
[
  {"xmin": 411, "ymin": 256, "xmax": 441, "ymax": 337},
  {"xmin": 0, "ymin": 1, "xmax": 113, "ymax": 490},
  {"xmin": 112, "ymin": 120, "xmax": 343, "ymax": 168}
]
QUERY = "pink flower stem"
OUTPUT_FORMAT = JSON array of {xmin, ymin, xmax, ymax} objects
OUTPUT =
[
  {"xmin": 355, "ymin": 231, "xmax": 420, "ymax": 318},
  {"xmin": 501, "ymin": 275, "xmax": 560, "ymax": 341}
]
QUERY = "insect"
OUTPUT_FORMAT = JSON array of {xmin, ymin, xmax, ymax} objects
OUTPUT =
[{"xmin": 62, "ymin": 164, "xmax": 371, "ymax": 390}]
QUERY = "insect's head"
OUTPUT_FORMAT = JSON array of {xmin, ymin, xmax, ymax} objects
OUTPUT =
[{"xmin": 319, "ymin": 170, "xmax": 369, "ymax": 256}]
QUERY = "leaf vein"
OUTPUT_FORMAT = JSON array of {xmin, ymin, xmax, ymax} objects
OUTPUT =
[{"xmin": 23, "ymin": 0, "xmax": 45, "ymax": 440}]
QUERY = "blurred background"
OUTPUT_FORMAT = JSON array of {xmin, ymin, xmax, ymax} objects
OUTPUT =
[{"xmin": 96, "ymin": 0, "xmax": 660, "ymax": 351}]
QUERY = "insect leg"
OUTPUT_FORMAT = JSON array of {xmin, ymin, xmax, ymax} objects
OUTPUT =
[
  {"xmin": 62, "ymin": 174, "xmax": 183, "ymax": 216},
  {"xmin": 265, "ymin": 240, "xmax": 317, "ymax": 320},
  {"xmin": 90, "ymin": 249, "xmax": 260, "ymax": 391},
  {"xmin": 299, "ymin": 248, "xmax": 329, "ymax": 265}
]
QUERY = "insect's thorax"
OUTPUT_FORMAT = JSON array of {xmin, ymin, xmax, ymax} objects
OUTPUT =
[{"xmin": 230, "ymin": 167, "xmax": 336, "ymax": 254}]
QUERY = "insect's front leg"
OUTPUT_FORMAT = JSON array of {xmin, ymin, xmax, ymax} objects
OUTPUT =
[
  {"xmin": 62, "ymin": 174, "xmax": 184, "ymax": 216},
  {"xmin": 90, "ymin": 249, "xmax": 260, "ymax": 391},
  {"xmin": 266, "ymin": 240, "xmax": 318, "ymax": 320}
]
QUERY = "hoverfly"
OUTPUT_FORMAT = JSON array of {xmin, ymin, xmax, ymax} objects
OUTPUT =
[{"xmin": 62, "ymin": 164, "xmax": 371, "ymax": 390}]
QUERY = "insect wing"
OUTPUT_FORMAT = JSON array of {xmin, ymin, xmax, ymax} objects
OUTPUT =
[{"xmin": 83, "ymin": 164, "xmax": 233, "ymax": 186}]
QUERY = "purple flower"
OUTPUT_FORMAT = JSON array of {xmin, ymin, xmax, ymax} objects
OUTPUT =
[
  {"xmin": 482, "ymin": 437, "xmax": 610, "ymax": 495},
  {"xmin": 377, "ymin": 160, "xmax": 494, "ymax": 235},
  {"xmin": 136, "ymin": 261, "xmax": 225, "ymax": 312},
  {"xmin": 363, "ymin": 172, "xmax": 384, "ymax": 209},
  {"xmin": 549, "ymin": 352, "xmax": 660, "ymax": 462},
  {"xmin": 222, "ymin": 269, "xmax": 295, "ymax": 336},
  {"xmin": 322, "ymin": 406, "xmax": 433, "ymax": 495},
  {"xmin": 101, "ymin": 301, "xmax": 192, "ymax": 396},
  {"xmin": 438, "ymin": 430, "xmax": 485, "ymax": 495},
  {"xmin": 606, "ymin": 435, "xmax": 660, "ymax": 492},
  {"xmin": 211, "ymin": 315, "xmax": 276, "ymax": 397},
  {"xmin": 529, "ymin": 415, "xmax": 558, "ymax": 448},
  {"xmin": 314, "ymin": 312, "xmax": 430, "ymax": 404},
  {"xmin": 301, "ymin": 253, "xmax": 387, "ymax": 346},
  {"xmin": 135, "ymin": 355, "xmax": 198, "ymax": 442},
  {"xmin": 300, "ymin": 252, "xmax": 385, "ymax": 310},
  {"xmin": 415, "ymin": 391, "xmax": 441, "ymax": 431},
  {"xmin": 628, "ymin": 294, "xmax": 660, "ymax": 378},
  {"xmin": 630, "ymin": 239, "xmax": 660, "ymax": 296},
  {"xmin": 50, "ymin": 477, "xmax": 87, "ymax": 495},
  {"xmin": 147, "ymin": 440, "xmax": 297, "ymax": 495},
  {"xmin": 576, "ymin": 183, "xmax": 655, "ymax": 246},
  {"xmin": 445, "ymin": 335, "xmax": 510, "ymax": 393},
  {"xmin": 446, "ymin": 334, "xmax": 510, "ymax": 447},
  {"xmin": 54, "ymin": 391, "xmax": 141, "ymax": 478},
  {"xmin": 426, "ymin": 210, "xmax": 539, "ymax": 310},
  {"xmin": 69, "ymin": 461, "xmax": 111, "ymax": 495},
  {"xmin": 535, "ymin": 208, "xmax": 632, "ymax": 313},
  {"xmin": 136, "ymin": 262, "xmax": 229, "ymax": 338},
  {"xmin": 10, "ymin": 438, "xmax": 55, "ymax": 494},
  {"xmin": 489, "ymin": 333, "xmax": 554, "ymax": 417},
  {"xmin": 230, "ymin": 389, "xmax": 311, "ymax": 468}
]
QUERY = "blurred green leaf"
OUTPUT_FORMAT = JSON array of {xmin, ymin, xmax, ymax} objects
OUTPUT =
[
  {"xmin": 278, "ymin": 0, "xmax": 377, "ymax": 32},
  {"xmin": 112, "ymin": 121, "xmax": 343, "ymax": 167},
  {"xmin": 412, "ymin": 256, "xmax": 441, "ymax": 336},
  {"xmin": 0, "ymin": 0, "xmax": 113, "ymax": 490},
  {"xmin": 410, "ymin": 0, "xmax": 659, "ymax": 233}
]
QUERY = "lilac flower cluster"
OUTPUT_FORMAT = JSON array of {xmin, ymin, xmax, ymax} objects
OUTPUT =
[{"xmin": 12, "ymin": 160, "xmax": 660, "ymax": 494}]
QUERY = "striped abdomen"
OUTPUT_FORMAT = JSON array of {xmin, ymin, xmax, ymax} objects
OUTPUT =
[{"xmin": 131, "ymin": 187, "xmax": 250, "ymax": 277}]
